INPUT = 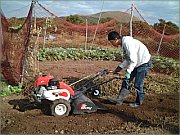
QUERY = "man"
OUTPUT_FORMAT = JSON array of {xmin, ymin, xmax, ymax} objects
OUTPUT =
[{"xmin": 108, "ymin": 31, "xmax": 152, "ymax": 107}]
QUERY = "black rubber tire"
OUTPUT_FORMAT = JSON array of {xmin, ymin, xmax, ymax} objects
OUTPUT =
[{"xmin": 51, "ymin": 99, "xmax": 71, "ymax": 117}]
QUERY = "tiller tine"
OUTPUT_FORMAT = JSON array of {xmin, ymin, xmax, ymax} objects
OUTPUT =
[{"xmin": 71, "ymin": 94, "xmax": 97, "ymax": 114}]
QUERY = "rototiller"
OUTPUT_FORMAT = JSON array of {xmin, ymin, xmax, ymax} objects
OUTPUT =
[{"xmin": 32, "ymin": 69, "xmax": 124, "ymax": 117}]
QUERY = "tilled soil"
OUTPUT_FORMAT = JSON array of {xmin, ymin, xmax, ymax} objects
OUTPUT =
[{"xmin": 1, "ymin": 60, "xmax": 179, "ymax": 134}]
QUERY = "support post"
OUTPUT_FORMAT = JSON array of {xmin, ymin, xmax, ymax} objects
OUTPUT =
[
  {"xmin": 130, "ymin": 4, "xmax": 134, "ymax": 37},
  {"xmin": 43, "ymin": 17, "xmax": 48, "ymax": 48},
  {"xmin": 85, "ymin": 18, "xmax": 88, "ymax": 50},
  {"xmin": 19, "ymin": 1, "xmax": 34, "ymax": 88},
  {"xmin": 119, "ymin": 24, "xmax": 122, "ymax": 36},
  {"xmin": 0, "ymin": 9, "xmax": 3, "ymax": 61},
  {"xmin": 91, "ymin": 0, "xmax": 104, "ymax": 46},
  {"xmin": 33, "ymin": 0, "xmax": 37, "ymax": 30},
  {"xmin": 157, "ymin": 24, "xmax": 166, "ymax": 54}
]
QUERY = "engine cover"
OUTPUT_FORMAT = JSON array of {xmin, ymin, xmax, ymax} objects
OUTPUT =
[
  {"xmin": 43, "ymin": 89, "xmax": 71, "ymax": 101},
  {"xmin": 48, "ymin": 79, "xmax": 59, "ymax": 89}
]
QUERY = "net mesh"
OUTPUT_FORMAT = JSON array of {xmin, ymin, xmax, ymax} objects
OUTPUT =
[{"xmin": 1, "ymin": 2, "xmax": 34, "ymax": 85}]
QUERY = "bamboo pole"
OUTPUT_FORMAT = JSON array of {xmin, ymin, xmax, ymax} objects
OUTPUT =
[
  {"xmin": 43, "ymin": 17, "xmax": 48, "ymax": 48},
  {"xmin": 33, "ymin": 0, "xmax": 37, "ymax": 30},
  {"xmin": 85, "ymin": 19, "xmax": 88, "ymax": 50},
  {"xmin": 119, "ymin": 24, "xmax": 122, "ymax": 36},
  {"xmin": 19, "ymin": 2, "xmax": 34, "ymax": 87},
  {"xmin": 91, "ymin": 0, "xmax": 104, "ymax": 46},
  {"xmin": 157, "ymin": 24, "xmax": 166, "ymax": 54},
  {"xmin": 130, "ymin": 4, "xmax": 134, "ymax": 37},
  {"xmin": 0, "ymin": 9, "xmax": 3, "ymax": 61}
]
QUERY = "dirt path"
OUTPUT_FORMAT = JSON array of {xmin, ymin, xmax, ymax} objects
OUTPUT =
[{"xmin": 1, "ymin": 60, "xmax": 179, "ymax": 134}]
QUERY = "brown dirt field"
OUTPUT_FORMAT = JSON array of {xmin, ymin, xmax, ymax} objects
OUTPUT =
[{"xmin": 1, "ymin": 60, "xmax": 179, "ymax": 134}]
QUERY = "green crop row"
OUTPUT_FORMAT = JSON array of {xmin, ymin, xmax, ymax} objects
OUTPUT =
[
  {"xmin": 151, "ymin": 56, "xmax": 179, "ymax": 76},
  {"xmin": 0, "ymin": 82, "xmax": 22, "ymax": 97},
  {"xmin": 37, "ymin": 46, "xmax": 179, "ymax": 76},
  {"xmin": 38, "ymin": 46, "xmax": 123, "ymax": 61}
]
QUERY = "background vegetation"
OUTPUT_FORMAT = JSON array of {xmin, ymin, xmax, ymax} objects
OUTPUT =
[{"xmin": 37, "ymin": 46, "xmax": 179, "ymax": 76}]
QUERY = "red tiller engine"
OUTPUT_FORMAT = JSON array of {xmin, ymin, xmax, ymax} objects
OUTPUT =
[{"xmin": 32, "ymin": 70, "xmax": 122, "ymax": 117}]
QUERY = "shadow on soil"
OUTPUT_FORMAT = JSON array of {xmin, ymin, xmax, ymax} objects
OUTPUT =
[
  {"xmin": 8, "ymin": 99, "xmax": 51, "ymax": 116},
  {"xmin": 98, "ymin": 98, "xmax": 179, "ymax": 134}
]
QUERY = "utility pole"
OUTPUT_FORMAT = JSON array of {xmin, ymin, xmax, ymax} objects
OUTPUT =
[{"xmin": 130, "ymin": 3, "xmax": 134, "ymax": 37}]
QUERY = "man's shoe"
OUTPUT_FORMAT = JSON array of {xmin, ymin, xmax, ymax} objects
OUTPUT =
[
  {"xmin": 108, "ymin": 97, "xmax": 123, "ymax": 105},
  {"xmin": 108, "ymin": 88, "xmax": 130, "ymax": 105},
  {"xmin": 129, "ymin": 102, "xmax": 141, "ymax": 107}
]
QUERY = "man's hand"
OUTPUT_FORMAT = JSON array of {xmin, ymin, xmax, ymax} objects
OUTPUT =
[
  {"xmin": 125, "ymin": 70, "xmax": 130, "ymax": 79},
  {"xmin": 113, "ymin": 66, "xmax": 123, "ymax": 74}
]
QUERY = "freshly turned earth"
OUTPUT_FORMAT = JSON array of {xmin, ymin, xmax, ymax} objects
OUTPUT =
[{"xmin": 1, "ymin": 60, "xmax": 179, "ymax": 134}]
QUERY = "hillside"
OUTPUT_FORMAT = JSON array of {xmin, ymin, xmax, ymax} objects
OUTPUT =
[
  {"xmin": 85, "ymin": 11, "xmax": 141, "ymax": 23},
  {"xmin": 62, "ymin": 11, "xmax": 141, "ymax": 24}
]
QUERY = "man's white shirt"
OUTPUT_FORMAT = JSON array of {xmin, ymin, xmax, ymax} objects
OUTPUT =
[{"xmin": 119, "ymin": 36, "xmax": 151, "ymax": 74}]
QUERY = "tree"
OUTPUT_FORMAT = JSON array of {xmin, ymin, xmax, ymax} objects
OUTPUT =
[
  {"xmin": 99, "ymin": 17, "xmax": 113, "ymax": 23},
  {"xmin": 65, "ymin": 15, "xmax": 85, "ymax": 25},
  {"xmin": 153, "ymin": 19, "xmax": 179, "ymax": 35}
]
